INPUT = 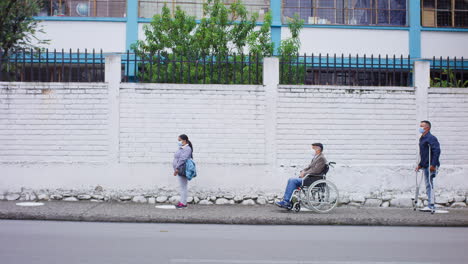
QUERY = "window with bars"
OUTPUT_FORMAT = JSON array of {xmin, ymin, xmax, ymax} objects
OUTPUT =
[
  {"xmin": 138, "ymin": 0, "xmax": 270, "ymax": 21},
  {"xmin": 282, "ymin": 0, "xmax": 407, "ymax": 26},
  {"xmin": 421, "ymin": 0, "xmax": 468, "ymax": 28},
  {"xmin": 36, "ymin": 0, "xmax": 126, "ymax": 17}
]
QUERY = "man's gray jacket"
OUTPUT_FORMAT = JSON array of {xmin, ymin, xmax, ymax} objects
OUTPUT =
[{"xmin": 302, "ymin": 153, "xmax": 328, "ymax": 175}]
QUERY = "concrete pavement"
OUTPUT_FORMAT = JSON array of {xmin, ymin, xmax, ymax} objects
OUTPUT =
[{"xmin": 1, "ymin": 201, "xmax": 468, "ymax": 226}]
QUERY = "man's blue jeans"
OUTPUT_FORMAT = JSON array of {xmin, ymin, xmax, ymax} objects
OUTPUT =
[
  {"xmin": 282, "ymin": 178, "xmax": 302, "ymax": 202},
  {"xmin": 423, "ymin": 167, "xmax": 437, "ymax": 209}
]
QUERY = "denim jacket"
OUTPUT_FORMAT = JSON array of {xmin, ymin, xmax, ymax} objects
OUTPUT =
[{"xmin": 419, "ymin": 132, "xmax": 441, "ymax": 168}]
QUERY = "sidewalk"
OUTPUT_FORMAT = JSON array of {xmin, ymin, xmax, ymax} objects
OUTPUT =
[{"xmin": 1, "ymin": 201, "xmax": 468, "ymax": 227}]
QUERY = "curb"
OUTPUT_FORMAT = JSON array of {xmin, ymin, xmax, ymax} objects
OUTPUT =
[{"xmin": 2, "ymin": 204, "xmax": 468, "ymax": 227}]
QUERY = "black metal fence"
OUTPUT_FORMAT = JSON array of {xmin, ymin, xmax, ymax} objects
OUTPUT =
[
  {"xmin": 0, "ymin": 49, "xmax": 105, "ymax": 82},
  {"xmin": 121, "ymin": 51, "xmax": 263, "ymax": 85},
  {"xmin": 430, "ymin": 57, "xmax": 468, "ymax": 88},
  {"xmin": 280, "ymin": 54, "xmax": 413, "ymax": 86},
  {"xmin": 2, "ymin": 49, "xmax": 468, "ymax": 88}
]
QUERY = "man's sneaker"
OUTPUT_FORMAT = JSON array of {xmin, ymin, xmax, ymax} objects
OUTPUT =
[
  {"xmin": 175, "ymin": 202, "xmax": 187, "ymax": 209},
  {"xmin": 275, "ymin": 200, "xmax": 291, "ymax": 209},
  {"xmin": 419, "ymin": 206, "xmax": 433, "ymax": 212}
]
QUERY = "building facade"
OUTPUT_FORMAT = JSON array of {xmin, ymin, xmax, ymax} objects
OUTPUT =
[{"xmin": 33, "ymin": 1, "xmax": 468, "ymax": 57}]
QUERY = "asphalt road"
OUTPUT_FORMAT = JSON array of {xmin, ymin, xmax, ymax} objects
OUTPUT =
[{"xmin": 0, "ymin": 220, "xmax": 467, "ymax": 264}]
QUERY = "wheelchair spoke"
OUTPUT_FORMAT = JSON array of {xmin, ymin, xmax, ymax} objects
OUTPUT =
[{"xmin": 306, "ymin": 180, "xmax": 339, "ymax": 213}]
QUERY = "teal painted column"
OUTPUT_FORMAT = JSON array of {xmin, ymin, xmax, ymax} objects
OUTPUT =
[
  {"xmin": 270, "ymin": 0, "xmax": 282, "ymax": 55},
  {"xmin": 125, "ymin": 0, "xmax": 138, "ymax": 80},
  {"xmin": 409, "ymin": 0, "xmax": 422, "ymax": 58},
  {"xmin": 126, "ymin": 0, "xmax": 139, "ymax": 51}
]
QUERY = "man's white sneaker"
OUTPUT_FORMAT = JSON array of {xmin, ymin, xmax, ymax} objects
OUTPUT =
[{"xmin": 419, "ymin": 206, "xmax": 433, "ymax": 212}]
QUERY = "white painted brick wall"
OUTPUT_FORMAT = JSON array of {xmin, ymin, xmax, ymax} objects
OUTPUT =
[
  {"xmin": 276, "ymin": 86, "xmax": 417, "ymax": 166},
  {"xmin": 0, "ymin": 82, "xmax": 109, "ymax": 162},
  {"xmin": 119, "ymin": 83, "xmax": 266, "ymax": 164},
  {"xmin": 1, "ymin": 78, "xmax": 467, "ymax": 194},
  {"xmin": 428, "ymin": 88, "xmax": 468, "ymax": 166}
]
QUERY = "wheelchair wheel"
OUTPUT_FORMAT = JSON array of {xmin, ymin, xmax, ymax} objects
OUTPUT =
[
  {"xmin": 293, "ymin": 203, "xmax": 301, "ymax": 213},
  {"xmin": 287, "ymin": 189, "xmax": 300, "ymax": 211},
  {"xmin": 307, "ymin": 180, "xmax": 339, "ymax": 213}
]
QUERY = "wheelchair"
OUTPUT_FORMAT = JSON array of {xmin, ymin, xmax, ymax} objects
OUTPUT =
[{"xmin": 288, "ymin": 162, "xmax": 339, "ymax": 213}]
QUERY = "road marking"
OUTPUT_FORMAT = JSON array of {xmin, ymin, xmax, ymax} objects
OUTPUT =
[
  {"xmin": 171, "ymin": 259, "xmax": 438, "ymax": 264},
  {"xmin": 155, "ymin": 205, "xmax": 176, "ymax": 209},
  {"xmin": 16, "ymin": 202, "xmax": 44, "ymax": 207}
]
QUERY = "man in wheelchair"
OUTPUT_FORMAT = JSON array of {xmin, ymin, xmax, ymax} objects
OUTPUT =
[{"xmin": 275, "ymin": 143, "xmax": 327, "ymax": 209}]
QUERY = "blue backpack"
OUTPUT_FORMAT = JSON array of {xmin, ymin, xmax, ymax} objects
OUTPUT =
[{"xmin": 185, "ymin": 159, "xmax": 197, "ymax": 181}]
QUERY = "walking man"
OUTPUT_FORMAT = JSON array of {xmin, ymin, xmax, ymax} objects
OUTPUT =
[{"xmin": 415, "ymin": 120, "xmax": 441, "ymax": 212}]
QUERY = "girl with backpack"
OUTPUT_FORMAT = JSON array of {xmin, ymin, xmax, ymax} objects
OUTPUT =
[{"xmin": 173, "ymin": 134, "xmax": 193, "ymax": 209}]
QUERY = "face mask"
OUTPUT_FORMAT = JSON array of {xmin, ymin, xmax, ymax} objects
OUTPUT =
[
  {"xmin": 419, "ymin": 127, "xmax": 425, "ymax": 134},
  {"xmin": 178, "ymin": 141, "xmax": 183, "ymax": 146}
]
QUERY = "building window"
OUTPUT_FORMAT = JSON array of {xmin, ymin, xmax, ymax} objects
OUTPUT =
[
  {"xmin": 282, "ymin": 0, "xmax": 407, "ymax": 26},
  {"xmin": 138, "ymin": 0, "xmax": 270, "ymax": 21},
  {"xmin": 421, "ymin": 0, "xmax": 468, "ymax": 28},
  {"xmin": 37, "ymin": 0, "xmax": 126, "ymax": 17}
]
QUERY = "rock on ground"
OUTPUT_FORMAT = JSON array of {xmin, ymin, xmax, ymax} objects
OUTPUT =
[
  {"xmin": 436, "ymin": 197, "xmax": 451, "ymax": 205},
  {"xmin": 198, "ymin": 200, "xmax": 213, "ymax": 205},
  {"xmin": 390, "ymin": 198, "xmax": 413, "ymax": 208},
  {"xmin": 132, "ymin": 196, "xmax": 147, "ymax": 203},
  {"xmin": 92, "ymin": 194, "xmax": 104, "ymax": 200},
  {"xmin": 244, "ymin": 194, "xmax": 258, "ymax": 200},
  {"xmin": 339, "ymin": 197, "xmax": 350, "ymax": 205},
  {"xmin": 50, "ymin": 194, "xmax": 63, "ymax": 200},
  {"xmin": 156, "ymin": 196, "xmax": 168, "ymax": 203},
  {"xmin": 364, "ymin": 199, "xmax": 382, "ymax": 207},
  {"xmin": 451, "ymin": 202, "xmax": 466, "ymax": 208},
  {"xmin": 169, "ymin": 196, "xmax": 181, "ymax": 203},
  {"xmin": 29, "ymin": 193, "xmax": 37, "ymax": 201},
  {"xmin": 350, "ymin": 195, "xmax": 365, "ymax": 204},
  {"xmin": 36, "ymin": 194, "xmax": 49, "ymax": 201},
  {"xmin": 241, "ymin": 199, "xmax": 255, "ymax": 205},
  {"xmin": 233, "ymin": 196, "xmax": 244, "ymax": 203},
  {"xmin": 119, "ymin": 196, "xmax": 132, "ymax": 201},
  {"xmin": 256, "ymin": 197, "xmax": 267, "ymax": 205},
  {"xmin": 382, "ymin": 195, "xmax": 394, "ymax": 201},
  {"xmin": 6, "ymin": 194, "xmax": 21, "ymax": 201},
  {"xmin": 77, "ymin": 194, "xmax": 92, "ymax": 200},
  {"xmin": 215, "ymin": 198, "xmax": 229, "ymax": 205},
  {"xmin": 148, "ymin": 197, "xmax": 156, "ymax": 204},
  {"xmin": 6, "ymin": 193, "xmax": 21, "ymax": 201},
  {"xmin": 63, "ymin": 197, "xmax": 78, "ymax": 202}
]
